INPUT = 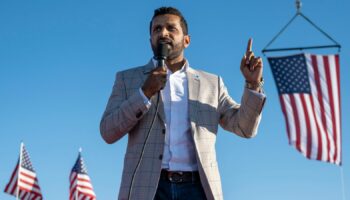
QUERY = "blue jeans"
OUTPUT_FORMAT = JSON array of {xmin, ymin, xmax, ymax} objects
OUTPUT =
[{"xmin": 154, "ymin": 178, "xmax": 207, "ymax": 200}]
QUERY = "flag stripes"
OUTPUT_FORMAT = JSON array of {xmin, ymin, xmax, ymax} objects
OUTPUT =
[
  {"xmin": 268, "ymin": 53, "xmax": 341, "ymax": 165},
  {"xmin": 4, "ymin": 163, "xmax": 19, "ymax": 195},
  {"xmin": 4, "ymin": 145, "xmax": 99, "ymax": 199},
  {"xmin": 69, "ymin": 152, "xmax": 96, "ymax": 200},
  {"xmin": 4, "ymin": 143, "xmax": 43, "ymax": 199}
]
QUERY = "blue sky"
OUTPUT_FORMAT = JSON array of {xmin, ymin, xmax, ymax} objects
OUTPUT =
[{"xmin": 0, "ymin": 0, "xmax": 349, "ymax": 199}]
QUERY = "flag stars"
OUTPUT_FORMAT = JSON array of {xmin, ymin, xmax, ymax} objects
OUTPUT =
[
  {"xmin": 268, "ymin": 54, "xmax": 311, "ymax": 94},
  {"xmin": 21, "ymin": 146, "xmax": 35, "ymax": 172}
]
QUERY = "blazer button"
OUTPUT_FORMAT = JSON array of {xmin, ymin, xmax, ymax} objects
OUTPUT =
[
  {"xmin": 162, "ymin": 129, "xmax": 166, "ymax": 134},
  {"xmin": 136, "ymin": 111, "xmax": 142, "ymax": 118},
  {"xmin": 159, "ymin": 154, "xmax": 163, "ymax": 160}
]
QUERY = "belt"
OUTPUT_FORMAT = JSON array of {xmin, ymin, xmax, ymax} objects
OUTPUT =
[{"xmin": 160, "ymin": 169, "xmax": 200, "ymax": 183}]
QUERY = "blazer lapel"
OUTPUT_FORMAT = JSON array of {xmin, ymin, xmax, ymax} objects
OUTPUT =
[
  {"xmin": 187, "ymin": 67, "xmax": 200, "ymax": 125},
  {"xmin": 152, "ymin": 94, "xmax": 166, "ymax": 123}
]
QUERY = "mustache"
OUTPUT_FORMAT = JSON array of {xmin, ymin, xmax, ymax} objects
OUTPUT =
[{"xmin": 158, "ymin": 38, "xmax": 173, "ymax": 46}]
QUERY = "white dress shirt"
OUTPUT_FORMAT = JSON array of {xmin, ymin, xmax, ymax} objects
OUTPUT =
[
  {"xmin": 160, "ymin": 61, "xmax": 198, "ymax": 171},
  {"xmin": 140, "ymin": 59, "xmax": 197, "ymax": 171}
]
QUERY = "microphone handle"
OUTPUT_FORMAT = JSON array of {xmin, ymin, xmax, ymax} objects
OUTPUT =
[
  {"xmin": 157, "ymin": 59, "xmax": 165, "ymax": 68},
  {"xmin": 157, "ymin": 58, "xmax": 166, "ymax": 90}
]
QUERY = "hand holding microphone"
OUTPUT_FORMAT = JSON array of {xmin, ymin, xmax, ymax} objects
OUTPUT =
[{"xmin": 142, "ymin": 42, "xmax": 169, "ymax": 99}]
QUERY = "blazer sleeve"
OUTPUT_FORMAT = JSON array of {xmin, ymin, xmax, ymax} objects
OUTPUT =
[
  {"xmin": 100, "ymin": 71, "xmax": 151, "ymax": 144},
  {"xmin": 217, "ymin": 76, "xmax": 266, "ymax": 138}
]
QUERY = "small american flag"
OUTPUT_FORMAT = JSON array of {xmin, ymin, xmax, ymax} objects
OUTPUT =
[
  {"xmin": 4, "ymin": 143, "xmax": 43, "ymax": 199},
  {"xmin": 268, "ymin": 53, "xmax": 341, "ymax": 165},
  {"xmin": 69, "ymin": 151, "xmax": 96, "ymax": 200}
]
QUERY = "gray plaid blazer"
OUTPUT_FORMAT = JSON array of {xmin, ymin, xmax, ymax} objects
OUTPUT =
[{"xmin": 100, "ymin": 60, "xmax": 265, "ymax": 200}]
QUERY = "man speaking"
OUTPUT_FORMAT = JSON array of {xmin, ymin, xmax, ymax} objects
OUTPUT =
[{"xmin": 100, "ymin": 7, "xmax": 265, "ymax": 200}]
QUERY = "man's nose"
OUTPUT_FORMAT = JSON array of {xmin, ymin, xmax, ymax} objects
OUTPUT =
[{"xmin": 160, "ymin": 28, "xmax": 170, "ymax": 37}]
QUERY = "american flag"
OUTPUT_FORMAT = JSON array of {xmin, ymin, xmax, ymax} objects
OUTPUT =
[
  {"xmin": 4, "ymin": 143, "xmax": 43, "ymax": 199},
  {"xmin": 69, "ymin": 151, "xmax": 96, "ymax": 200},
  {"xmin": 268, "ymin": 53, "xmax": 341, "ymax": 165}
]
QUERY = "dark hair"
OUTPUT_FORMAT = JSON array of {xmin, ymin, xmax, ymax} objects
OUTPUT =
[{"xmin": 149, "ymin": 7, "xmax": 188, "ymax": 35}]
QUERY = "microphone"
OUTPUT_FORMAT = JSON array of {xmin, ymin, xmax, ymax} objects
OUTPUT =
[{"xmin": 155, "ymin": 42, "xmax": 169, "ymax": 68}]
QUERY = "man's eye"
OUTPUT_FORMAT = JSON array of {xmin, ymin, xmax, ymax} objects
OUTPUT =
[
  {"xmin": 154, "ymin": 27, "xmax": 162, "ymax": 32},
  {"xmin": 168, "ymin": 26, "xmax": 176, "ymax": 31}
]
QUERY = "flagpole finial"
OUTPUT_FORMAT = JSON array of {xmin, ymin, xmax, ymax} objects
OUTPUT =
[{"xmin": 296, "ymin": 0, "xmax": 302, "ymax": 13}]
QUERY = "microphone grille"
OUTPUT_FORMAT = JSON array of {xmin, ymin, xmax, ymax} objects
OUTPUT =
[{"xmin": 156, "ymin": 42, "xmax": 169, "ymax": 59}]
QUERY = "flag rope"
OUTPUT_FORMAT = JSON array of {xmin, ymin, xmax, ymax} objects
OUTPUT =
[{"xmin": 262, "ymin": 0, "xmax": 341, "ymax": 54}]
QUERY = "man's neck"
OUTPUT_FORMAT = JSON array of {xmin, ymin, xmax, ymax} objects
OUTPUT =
[{"xmin": 166, "ymin": 56, "xmax": 186, "ymax": 73}]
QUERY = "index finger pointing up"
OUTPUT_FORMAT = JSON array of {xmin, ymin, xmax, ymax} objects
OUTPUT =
[{"xmin": 246, "ymin": 38, "xmax": 253, "ymax": 53}]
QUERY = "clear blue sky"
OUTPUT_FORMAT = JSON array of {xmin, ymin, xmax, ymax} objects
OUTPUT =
[{"xmin": 1, "ymin": 0, "xmax": 349, "ymax": 199}]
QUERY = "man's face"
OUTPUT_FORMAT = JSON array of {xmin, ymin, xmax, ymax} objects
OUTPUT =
[{"xmin": 150, "ymin": 14, "xmax": 190, "ymax": 60}]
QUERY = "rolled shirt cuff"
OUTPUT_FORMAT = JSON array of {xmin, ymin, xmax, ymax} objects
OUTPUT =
[{"xmin": 139, "ymin": 88, "xmax": 152, "ymax": 107}]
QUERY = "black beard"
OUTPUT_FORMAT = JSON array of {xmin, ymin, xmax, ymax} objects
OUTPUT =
[
  {"xmin": 152, "ymin": 41, "xmax": 184, "ymax": 60},
  {"xmin": 166, "ymin": 48, "xmax": 182, "ymax": 60}
]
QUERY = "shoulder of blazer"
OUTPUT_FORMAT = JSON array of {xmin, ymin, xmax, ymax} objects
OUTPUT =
[{"xmin": 116, "ymin": 60, "xmax": 154, "ymax": 77}]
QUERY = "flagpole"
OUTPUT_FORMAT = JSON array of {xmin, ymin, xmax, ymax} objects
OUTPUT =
[
  {"xmin": 340, "ymin": 167, "xmax": 346, "ymax": 200},
  {"xmin": 75, "ymin": 147, "xmax": 82, "ymax": 200},
  {"xmin": 17, "ymin": 142, "xmax": 24, "ymax": 200}
]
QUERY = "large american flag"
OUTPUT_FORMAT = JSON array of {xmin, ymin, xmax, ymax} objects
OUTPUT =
[
  {"xmin": 4, "ymin": 143, "xmax": 43, "ymax": 199},
  {"xmin": 69, "ymin": 152, "xmax": 96, "ymax": 200},
  {"xmin": 268, "ymin": 53, "xmax": 341, "ymax": 165}
]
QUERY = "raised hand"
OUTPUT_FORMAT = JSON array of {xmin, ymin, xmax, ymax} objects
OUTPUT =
[{"xmin": 240, "ymin": 38, "xmax": 263, "ymax": 84}]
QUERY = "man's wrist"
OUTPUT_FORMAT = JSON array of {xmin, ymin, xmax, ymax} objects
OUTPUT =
[
  {"xmin": 141, "ymin": 87, "xmax": 152, "ymax": 99},
  {"xmin": 139, "ymin": 88, "xmax": 152, "ymax": 106},
  {"xmin": 245, "ymin": 77, "xmax": 264, "ymax": 92}
]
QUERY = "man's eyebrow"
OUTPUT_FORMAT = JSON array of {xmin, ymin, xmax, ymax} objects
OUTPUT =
[
  {"xmin": 152, "ymin": 22, "xmax": 178, "ymax": 30},
  {"xmin": 166, "ymin": 22, "xmax": 178, "ymax": 26}
]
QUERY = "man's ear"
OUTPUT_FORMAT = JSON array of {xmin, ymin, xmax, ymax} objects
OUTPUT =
[{"xmin": 184, "ymin": 35, "xmax": 191, "ymax": 48}]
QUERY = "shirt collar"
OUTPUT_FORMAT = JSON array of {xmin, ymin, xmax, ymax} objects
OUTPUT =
[{"xmin": 151, "ymin": 58, "xmax": 189, "ymax": 73}]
